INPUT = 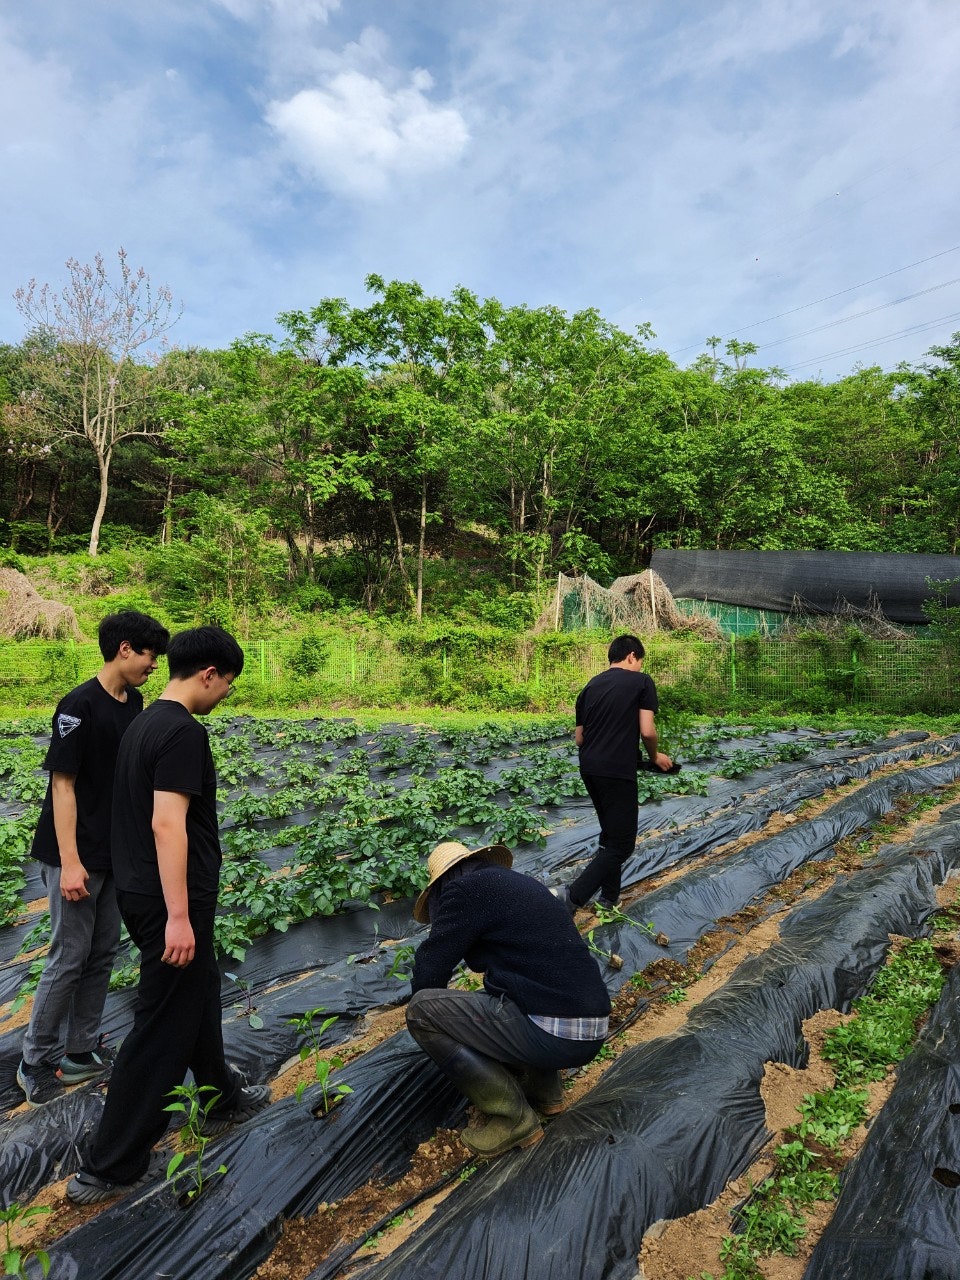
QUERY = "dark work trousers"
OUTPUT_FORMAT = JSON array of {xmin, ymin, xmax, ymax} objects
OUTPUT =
[
  {"xmin": 406, "ymin": 988, "xmax": 604, "ymax": 1073},
  {"xmin": 84, "ymin": 892, "xmax": 239, "ymax": 1184},
  {"xmin": 569, "ymin": 771, "xmax": 639, "ymax": 906}
]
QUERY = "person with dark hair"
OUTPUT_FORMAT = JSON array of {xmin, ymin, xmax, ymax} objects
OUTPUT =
[
  {"xmin": 556, "ymin": 633, "xmax": 672, "ymax": 914},
  {"xmin": 406, "ymin": 841, "xmax": 611, "ymax": 1159},
  {"xmin": 17, "ymin": 611, "xmax": 170, "ymax": 1107},
  {"xmin": 67, "ymin": 627, "xmax": 269, "ymax": 1205}
]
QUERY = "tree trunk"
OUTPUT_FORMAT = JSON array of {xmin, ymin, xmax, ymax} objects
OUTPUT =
[
  {"xmin": 88, "ymin": 449, "xmax": 111, "ymax": 557},
  {"xmin": 387, "ymin": 499, "xmax": 417, "ymax": 613},
  {"xmin": 163, "ymin": 470, "xmax": 174, "ymax": 545},
  {"xmin": 415, "ymin": 477, "xmax": 427, "ymax": 622}
]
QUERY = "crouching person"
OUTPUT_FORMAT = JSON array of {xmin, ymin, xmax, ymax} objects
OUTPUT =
[{"xmin": 405, "ymin": 841, "xmax": 611, "ymax": 1159}]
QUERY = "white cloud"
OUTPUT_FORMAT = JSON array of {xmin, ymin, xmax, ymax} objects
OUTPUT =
[
  {"xmin": 1, "ymin": 0, "xmax": 959, "ymax": 380},
  {"xmin": 267, "ymin": 68, "xmax": 469, "ymax": 198}
]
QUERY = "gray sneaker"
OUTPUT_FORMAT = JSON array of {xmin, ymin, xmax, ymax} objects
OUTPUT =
[
  {"xmin": 16, "ymin": 1059, "xmax": 66, "ymax": 1107},
  {"xmin": 59, "ymin": 1049, "xmax": 111, "ymax": 1084}
]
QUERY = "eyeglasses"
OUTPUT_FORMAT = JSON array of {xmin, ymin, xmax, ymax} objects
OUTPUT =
[{"xmin": 213, "ymin": 670, "xmax": 236, "ymax": 697}]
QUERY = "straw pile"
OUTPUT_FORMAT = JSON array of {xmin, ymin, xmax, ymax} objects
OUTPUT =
[
  {"xmin": 536, "ymin": 570, "xmax": 723, "ymax": 639},
  {"xmin": 0, "ymin": 568, "xmax": 80, "ymax": 640}
]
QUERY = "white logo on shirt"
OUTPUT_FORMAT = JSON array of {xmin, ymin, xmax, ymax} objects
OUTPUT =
[{"xmin": 57, "ymin": 713, "xmax": 82, "ymax": 738}]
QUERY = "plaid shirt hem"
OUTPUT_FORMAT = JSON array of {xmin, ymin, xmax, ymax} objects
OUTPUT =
[{"xmin": 529, "ymin": 1014, "xmax": 609, "ymax": 1041}]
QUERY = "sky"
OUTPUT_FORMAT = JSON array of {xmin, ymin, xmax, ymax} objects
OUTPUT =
[{"xmin": 2, "ymin": 0, "xmax": 959, "ymax": 383}]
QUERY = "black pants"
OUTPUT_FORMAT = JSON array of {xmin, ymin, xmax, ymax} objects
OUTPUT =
[
  {"xmin": 569, "ymin": 772, "xmax": 638, "ymax": 906},
  {"xmin": 406, "ymin": 989, "xmax": 604, "ymax": 1072},
  {"xmin": 85, "ymin": 892, "xmax": 238, "ymax": 1184}
]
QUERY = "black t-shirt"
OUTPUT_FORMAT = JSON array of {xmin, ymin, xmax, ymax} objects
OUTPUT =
[
  {"xmin": 31, "ymin": 677, "xmax": 144, "ymax": 872},
  {"xmin": 111, "ymin": 700, "xmax": 222, "ymax": 906},
  {"xmin": 575, "ymin": 666, "xmax": 659, "ymax": 780}
]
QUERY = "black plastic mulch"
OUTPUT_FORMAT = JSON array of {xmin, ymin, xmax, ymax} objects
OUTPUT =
[
  {"xmin": 34, "ymin": 812, "xmax": 960, "ymax": 1280},
  {"xmin": 342, "ymin": 821, "xmax": 960, "ymax": 1280}
]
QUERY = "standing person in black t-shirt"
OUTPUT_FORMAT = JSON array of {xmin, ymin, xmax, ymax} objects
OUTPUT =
[
  {"xmin": 67, "ymin": 627, "xmax": 270, "ymax": 1205},
  {"xmin": 557, "ymin": 634, "xmax": 672, "ymax": 914},
  {"xmin": 17, "ymin": 611, "xmax": 169, "ymax": 1108}
]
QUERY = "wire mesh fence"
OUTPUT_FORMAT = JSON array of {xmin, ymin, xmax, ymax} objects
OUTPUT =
[{"xmin": 0, "ymin": 633, "xmax": 955, "ymax": 715}]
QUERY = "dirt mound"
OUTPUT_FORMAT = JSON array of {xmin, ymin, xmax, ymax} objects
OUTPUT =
[{"xmin": 0, "ymin": 567, "xmax": 79, "ymax": 639}]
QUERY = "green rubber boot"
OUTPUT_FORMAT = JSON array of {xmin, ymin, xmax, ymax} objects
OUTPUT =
[
  {"xmin": 517, "ymin": 1067, "xmax": 566, "ymax": 1116},
  {"xmin": 441, "ymin": 1047, "xmax": 544, "ymax": 1159},
  {"xmin": 461, "ymin": 1109, "xmax": 544, "ymax": 1158}
]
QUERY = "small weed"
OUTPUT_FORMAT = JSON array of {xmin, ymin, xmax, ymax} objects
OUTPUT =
[
  {"xmin": 594, "ymin": 1036, "xmax": 623, "ymax": 1063},
  {"xmin": 362, "ymin": 1209, "xmax": 415, "ymax": 1250},
  {"xmin": 451, "ymin": 965, "xmax": 482, "ymax": 991},
  {"xmin": 663, "ymin": 987, "xmax": 688, "ymax": 1004}
]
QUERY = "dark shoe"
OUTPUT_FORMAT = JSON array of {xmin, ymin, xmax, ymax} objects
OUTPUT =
[
  {"xmin": 16, "ymin": 1059, "xmax": 66, "ymax": 1107},
  {"xmin": 199, "ymin": 1083, "xmax": 271, "ymax": 1137},
  {"xmin": 596, "ymin": 896, "xmax": 620, "ymax": 913},
  {"xmin": 550, "ymin": 886, "xmax": 579, "ymax": 916},
  {"xmin": 59, "ymin": 1049, "xmax": 111, "ymax": 1084},
  {"xmin": 66, "ymin": 1150, "xmax": 168, "ymax": 1206},
  {"xmin": 461, "ymin": 1108, "xmax": 543, "ymax": 1158}
]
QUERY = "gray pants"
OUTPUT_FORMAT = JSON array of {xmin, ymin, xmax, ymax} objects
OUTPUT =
[
  {"xmin": 21, "ymin": 864, "xmax": 122, "ymax": 1068},
  {"xmin": 406, "ymin": 988, "xmax": 604, "ymax": 1073}
]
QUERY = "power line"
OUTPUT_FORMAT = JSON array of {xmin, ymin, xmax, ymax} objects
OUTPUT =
[
  {"xmin": 758, "ymin": 276, "xmax": 960, "ymax": 351},
  {"xmin": 670, "ymin": 244, "xmax": 960, "ymax": 356},
  {"xmin": 781, "ymin": 310, "xmax": 960, "ymax": 373}
]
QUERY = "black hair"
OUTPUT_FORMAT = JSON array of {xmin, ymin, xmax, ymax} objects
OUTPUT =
[
  {"xmin": 166, "ymin": 626, "xmax": 245, "ymax": 681},
  {"xmin": 608, "ymin": 634, "xmax": 645, "ymax": 663},
  {"xmin": 98, "ymin": 611, "xmax": 170, "ymax": 661}
]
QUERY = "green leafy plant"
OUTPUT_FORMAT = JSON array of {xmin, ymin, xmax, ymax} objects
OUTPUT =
[
  {"xmin": 0, "ymin": 1203, "xmax": 51, "ymax": 1279},
  {"xmin": 164, "ymin": 1084, "xmax": 229, "ymax": 1206},
  {"xmin": 823, "ymin": 938, "xmax": 944, "ymax": 1085},
  {"xmin": 287, "ymin": 1006, "xmax": 353, "ymax": 1113},
  {"xmin": 386, "ymin": 943, "xmax": 416, "ymax": 981}
]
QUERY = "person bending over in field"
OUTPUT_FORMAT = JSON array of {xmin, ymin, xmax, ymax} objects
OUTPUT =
[{"xmin": 405, "ymin": 840, "xmax": 611, "ymax": 1159}]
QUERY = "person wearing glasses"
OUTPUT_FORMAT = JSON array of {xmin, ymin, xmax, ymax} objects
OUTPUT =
[
  {"xmin": 68, "ymin": 626, "xmax": 269, "ymax": 1204},
  {"xmin": 17, "ymin": 611, "xmax": 169, "ymax": 1108}
]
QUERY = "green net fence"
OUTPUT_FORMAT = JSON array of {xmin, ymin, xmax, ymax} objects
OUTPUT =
[{"xmin": 0, "ymin": 634, "xmax": 955, "ymax": 715}]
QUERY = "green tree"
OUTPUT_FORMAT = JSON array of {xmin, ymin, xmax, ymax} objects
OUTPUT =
[
  {"xmin": 469, "ymin": 302, "xmax": 654, "ymax": 588},
  {"xmin": 283, "ymin": 277, "xmax": 489, "ymax": 618}
]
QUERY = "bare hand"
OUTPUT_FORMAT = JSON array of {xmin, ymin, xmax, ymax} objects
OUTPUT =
[
  {"xmin": 652, "ymin": 752, "xmax": 673, "ymax": 771},
  {"xmin": 162, "ymin": 918, "xmax": 195, "ymax": 968},
  {"xmin": 60, "ymin": 864, "xmax": 90, "ymax": 901}
]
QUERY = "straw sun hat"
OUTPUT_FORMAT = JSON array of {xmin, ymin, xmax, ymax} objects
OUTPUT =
[{"xmin": 413, "ymin": 840, "xmax": 512, "ymax": 923}]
